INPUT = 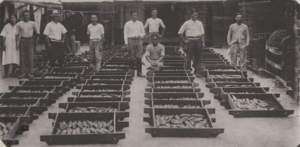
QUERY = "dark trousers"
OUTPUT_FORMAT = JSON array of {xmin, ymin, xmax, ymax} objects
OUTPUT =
[
  {"xmin": 48, "ymin": 41, "xmax": 64, "ymax": 67},
  {"xmin": 185, "ymin": 39, "xmax": 203, "ymax": 73},
  {"xmin": 19, "ymin": 39, "xmax": 34, "ymax": 74}
]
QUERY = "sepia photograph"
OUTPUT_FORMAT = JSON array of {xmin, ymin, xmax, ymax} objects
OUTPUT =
[{"xmin": 0, "ymin": 0, "xmax": 299, "ymax": 146}]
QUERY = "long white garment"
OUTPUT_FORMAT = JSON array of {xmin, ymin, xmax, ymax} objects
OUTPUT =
[{"xmin": 0, "ymin": 24, "xmax": 20, "ymax": 65}]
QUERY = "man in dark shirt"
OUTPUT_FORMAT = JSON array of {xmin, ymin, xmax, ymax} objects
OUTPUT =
[{"xmin": 61, "ymin": 10, "xmax": 77, "ymax": 53}]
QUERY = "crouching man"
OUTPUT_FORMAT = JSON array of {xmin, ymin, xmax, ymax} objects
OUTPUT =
[{"xmin": 143, "ymin": 33, "xmax": 164, "ymax": 71}]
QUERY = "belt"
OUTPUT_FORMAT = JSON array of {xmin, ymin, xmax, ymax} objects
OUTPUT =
[
  {"xmin": 90, "ymin": 39, "xmax": 101, "ymax": 41},
  {"xmin": 20, "ymin": 37, "xmax": 33, "ymax": 40},
  {"xmin": 186, "ymin": 37, "xmax": 201, "ymax": 41},
  {"xmin": 50, "ymin": 39, "xmax": 62, "ymax": 42}
]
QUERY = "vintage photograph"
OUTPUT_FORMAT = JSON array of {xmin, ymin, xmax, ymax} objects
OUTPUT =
[{"xmin": 0, "ymin": 0, "xmax": 299, "ymax": 147}]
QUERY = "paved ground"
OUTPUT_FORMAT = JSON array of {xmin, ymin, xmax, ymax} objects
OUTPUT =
[{"xmin": 0, "ymin": 45, "xmax": 299, "ymax": 147}]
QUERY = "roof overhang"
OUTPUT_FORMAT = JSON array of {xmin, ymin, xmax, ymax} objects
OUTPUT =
[{"xmin": 4, "ymin": 0, "xmax": 63, "ymax": 9}]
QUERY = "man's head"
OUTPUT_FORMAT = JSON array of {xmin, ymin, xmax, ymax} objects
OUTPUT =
[
  {"xmin": 65, "ymin": 10, "xmax": 71, "ymax": 18},
  {"xmin": 131, "ymin": 10, "xmax": 138, "ymax": 21},
  {"xmin": 91, "ymin": 14, "xmax": 98, "ymax": 23},
  {"xmin": 151, "ymin": 8, "xmax": 158, "ymax": 18},
  {"xmin": 151, "ymin": 33, "xmax": 159, "ymax": 45},
  {"xmin": 23, "ymin": 10, "xmax": 30, "ymax": 22},
  {"xmin": 51, "ymin": 10, "xmax": 60, "ymax": 22},
  {"xmin": 191, "ymin": 9, "xmax": 198, "ymax": 21},
  {"xmin": 236, "ymin": 13, "xmax": 243, "ymax": 24}
]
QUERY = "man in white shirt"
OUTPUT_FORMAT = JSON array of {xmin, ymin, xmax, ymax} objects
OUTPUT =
[
  {"xmin": 43, "ymin": 10, "xmax": 67, "ymax": 67},
  {"xmin": 144, "ymin": 8, "xmax": 166, "ymax": 43},
  {"xmin": 15, "ymin": 10, "xmax": 40, "ymax": 78},
  {"xmin": 87, "ymin": 14, "xmax": 105, "ymax": 71},
  {"xmin": 124, "ymin": 10, "xmax": 145, "ymax": 77},
  {"xmin": 227, "ymin": 13, "xmax": 250, "ymax": 72},
  {"xmin": 178, "ymin": 9, "xmax": 205, "ymax": 77}
]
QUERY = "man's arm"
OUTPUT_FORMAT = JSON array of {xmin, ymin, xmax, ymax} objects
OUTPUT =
[
  {"xmin": 227, "ymin": 25, "xmax": 232, "ymax": 46},
  {"xmin": 100, "ymin": 25, "xmax": 105, "ymax": 42},
  {"xmin": 160, "ymin": 19, "xmax": 166, "ymax": 37},
  {"xmin": 144, "ymin": 19, "xmax": 149, "ymax": 35},
  {"xmin": 178, "ymin": 22, "xmax": 187, "ymax": 42},
  {"xmin": 124, "ymin": 22, "xmax": 128, "ymax": 45},
  {"xmin": 33, "ymin": 22, "xmax": 40, "ymax": 39},
  {"xmin": 245, "ymin": 25, "xmax": 250, "ymax": 47},
  {"xmin": 2, "ymin": 37, "xmax": 6, "ymax": 51},
  {"xmin": 157, "ymin": 45, "xmax": 165, "ymax": 62},
  {"xmin": 61, "ymin": 24, "xmax": 67, "ymax": 43},
  {"xmin": 140, "ymin": 22, "xmax": 145, "ymax": 38},
  {"xmin": 145, "ymin": 46, "xmax": 151, "ymax": 62},
  {"xmin": 43, "ymin": 24, "xmax": 51, "ymax": 47},
  {"xmin": 15, "ymin": 24, "xmax": 20, "ymax": 50},
  {"xmin": 200, "ymin": 22, "xmax": 205, "ymax": 46}
]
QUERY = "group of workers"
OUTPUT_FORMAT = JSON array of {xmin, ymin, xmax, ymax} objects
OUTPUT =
[{"xmin": 0, "ymin": 7, "xmax": 249, "ymax": 79}]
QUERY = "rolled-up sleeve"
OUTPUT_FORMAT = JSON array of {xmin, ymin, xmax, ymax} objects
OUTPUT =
[
  {"xmin": 160, "ymin": 19, "xmax": 166, "ymax": 28},
  {"xmin": 61, "ymin": 24, "xmax": 67, "ymax": 34},
  {"xmin": 140, "ymin": 22, "xmax": 145, "ymax": 38},
  {"xmin": 100, "ymin": 25, "xmax": 105, "ymax": 35},
  {"xmin": 43, "ymin": 24, "xmax": 50, "ymax": 36},
  {"xmin": 178, "ymin": 22, "xmax": 187, "ymax": 34},
  {"xmin": 199, "ymin": 22, "xmax": 205, "ymax": 36},
  {"xmin": 144, "ymin": 19, "xmax": 149, "ymax": 29}
]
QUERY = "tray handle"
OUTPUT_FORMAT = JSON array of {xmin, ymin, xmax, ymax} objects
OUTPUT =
[
  {"xmin": 48, "ymin": 113, "xmax": 57, "ymax": 120},
  {"xmin": 58, "ymin": 103, "xmax": 68, "ymax": 109}
]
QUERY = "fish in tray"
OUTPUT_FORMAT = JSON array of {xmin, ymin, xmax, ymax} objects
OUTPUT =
[
  {"xmin": 154, "ymin": 104, "xmax": 201, "ymax": 108},
  {"xmin": 68, "ymin": 107, "xmax": 117, "ymax": 113},
  {"xmin": 80, "ymin": 94, "xmax": 121, "ymax": 98},
  {"xmin": 156, "ymin": 97, "xmax": 197, "ymax": 100},
  {"xmin": 56, "ymin": 119, "xmax": 114, "ymax": 135},
  {"xmin": 155, "ymin": 114, "xmax": 209, "ymax": 128},
  {"xmin": 156, "ymin": 80, "xmax": 189, "ymax": 83},
  {"xmin": 0, "ymin": 113, "xmax": 24, "ymax": 117},
  {"xmin": 209, "ymin": 74, "xmax": 243, "ymax": 78},
  {"xmin": 231, "ymin": 95, "xmax": 279, "ymax": 110},
  {"xmin": 82, "ymin": 89, "xmax": 120, "ymax": 92},
  {"xmin": 0, "ymin": 121, "xmax": 14, "ymax": 139},
  {"xmin": 156, "ymin": 86, "xmax": 192, "ymax": 89},
  {"xmin": 44, "ymin": 76, "xmax": 72, "ymax": 79}
]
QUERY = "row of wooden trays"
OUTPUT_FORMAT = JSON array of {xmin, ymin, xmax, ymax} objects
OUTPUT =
[
  {"xmin": 40, "ymin": 57, "xmax": 132, "ymax": 145},
  {"xmin": 143, "ymin": 48, "xmax": 224, "ymax": 138},
  {"xmin": 202, "ymin": 50, "xmax": 294, "ymax": 117},
  {"xmin": 0, "ymin": 67, "xmax": 81, "ymax": 146}
]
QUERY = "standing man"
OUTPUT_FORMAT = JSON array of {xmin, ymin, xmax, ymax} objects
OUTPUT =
[
  {"xmin": 227, "ymin": 13, "xmax": 250, "ymax": 72},
  {"xmin": 144, "ymin": 8, "xmax": 166, "ymax": 43},
  {"xmin": 143, "ymin": 33, "xmax": 165, "ymax": 71},
  {"xmin": 87, "ymin": 14, "xmax": 104, "ymax": 72},
  {"xmin": 178, "ymin": 9, "xmax": 205, "ymax": 77},
  {"xmin": 61, "ymin": 10, "xmax": 77, "ymax": 53},
  {"xmin": 16, "ymin": 10, "xmax": 40, "ymax": 79},
  {"xmin": 124, "ymin": 10, "xmax": 145, "ymax": 77},
  {"xmin": 43, "ymin": 10, "xmax": 67, "ymax": 67}
]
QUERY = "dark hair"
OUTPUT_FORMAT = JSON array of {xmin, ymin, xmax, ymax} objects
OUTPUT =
[
  {"xmin": 23, "ymin": 10, "xmax": 30, "ymax": 15},
  {"xmin": 151, "ymin": 8, "xmax": 157, "ymax": 12},
  {"xmin": 131, "ymin": 10, "xmax": 138, "ymax": 15},
  {"xmin": 236, "ymin": 13, "xmax": 242, "ymax": 17},
  {"xmin": 151, "ymin": 33, "xmax": 159, "ymax": 39},
  {"xmin": 65, "ymin": 10, "xmax": 71, "ymax": 14},
  {"xmin": 9, "ymin": 14, "xmax": 18, "ymax": 20},
  {"xmin": 191, "ymin": 9, "xmax": 198, "ymax": 14}
]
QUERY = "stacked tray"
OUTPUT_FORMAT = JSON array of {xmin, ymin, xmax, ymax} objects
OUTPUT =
[
  {"xmin": 144, "ymin": 46, "xmax": 224, "ymax": 137},
  {"xmin": 41, "ymin": 46, "xmax": 131, "ymax": 145},
  {"xmin": 0, "ymin": 68, "xmax": 80, "ymax": 146},
  {"xmin": 202, "ymin": 49, "xmax": 294, "ymax": 117}
]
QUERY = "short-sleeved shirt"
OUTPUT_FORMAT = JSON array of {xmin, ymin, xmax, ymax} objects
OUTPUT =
[
  {"xmin": 16, "ymin": 21, "xmax": 40, "ymax": 37},
  {"xmin": 87, "ymin": 23, "xmax": 105, "ymax": 39},
  {"xmin": 145, "ymin": 43, "xmax": 165, "ymax": 60},
  {"xmin": 144, "ymin": 18, "xmax": 165, "ymax": 33},
  {"xmin": 178, "ymin": 19, "xmax": 205, "ymax": 37},
  {"xmin": 227, "ymin": 23, "xmax": 250, "ymax": 46},
  {"xmin": 43, "ymin": 21, "xmax": 67, "ymax": 40}
]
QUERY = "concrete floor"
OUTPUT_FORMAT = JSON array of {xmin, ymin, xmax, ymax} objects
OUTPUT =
[{"xmin": 0, "ymin": 46, "xmax": 299, "ymax": 147}]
